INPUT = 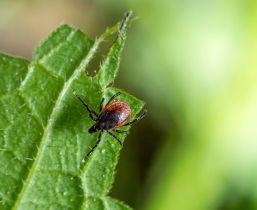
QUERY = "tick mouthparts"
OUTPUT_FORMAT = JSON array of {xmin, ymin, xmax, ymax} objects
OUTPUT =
[{"xmin": 88, "ymin": 125, "xmax": 97, "ymax": 133}]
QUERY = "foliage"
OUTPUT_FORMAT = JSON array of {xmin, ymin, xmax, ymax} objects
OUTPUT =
[{"xmin": 0, "ymin": 13, "xmax": 144, "ymax": 210}]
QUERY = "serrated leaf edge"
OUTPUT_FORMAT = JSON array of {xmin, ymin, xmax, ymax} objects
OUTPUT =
[{"xmin": 12, "ymin": 24, "xmax": 119, "ymax": 210}]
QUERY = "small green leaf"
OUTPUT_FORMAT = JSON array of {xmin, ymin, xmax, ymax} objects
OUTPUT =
[{"xmin": 0, "ymin": 12, "xmax": 144, "ymax": 210}]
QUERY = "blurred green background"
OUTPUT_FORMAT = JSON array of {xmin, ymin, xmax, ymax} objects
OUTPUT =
[{"xmin": 1, "ymin": 0, "xmax": 257, "ymax": 210}]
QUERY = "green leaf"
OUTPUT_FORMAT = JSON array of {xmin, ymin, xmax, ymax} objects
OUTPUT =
[{"xmin": 0, "ymin": 12, "xmax": 144, "ymax": 210}]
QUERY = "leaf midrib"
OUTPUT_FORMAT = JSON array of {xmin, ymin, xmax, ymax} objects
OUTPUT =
[{"xmin": 11, "ymin": 25, "xmax": 116, "ymax": 209}]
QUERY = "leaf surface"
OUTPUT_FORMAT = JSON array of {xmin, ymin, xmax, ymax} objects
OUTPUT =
[{"xmin": 0, "ymin": 14, "xmax": 144, "ymax": 210}]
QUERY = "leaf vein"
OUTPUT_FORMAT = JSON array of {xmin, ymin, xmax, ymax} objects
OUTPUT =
[
  {"xmin": 11, "ymin": 27, "xmax": 106, "ymax": 210},
  {"xmin": 37, "ymin": 29, "xmax": 76, "ymax": 63}
]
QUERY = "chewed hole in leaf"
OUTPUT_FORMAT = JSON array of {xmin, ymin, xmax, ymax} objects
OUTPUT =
[{"xmin": 86, "ymin": 33, "xmax": 118, "ymax": 77}]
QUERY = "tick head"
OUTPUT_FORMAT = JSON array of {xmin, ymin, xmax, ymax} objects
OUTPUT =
[{"xmin": 88, "ymin": 124, "xmax": 98, "ymax": 133}]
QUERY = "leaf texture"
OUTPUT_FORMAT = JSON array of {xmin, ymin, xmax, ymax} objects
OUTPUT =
[{"xmin": 0, "ymin": 14, "xmax": 144, "ymax": 210}]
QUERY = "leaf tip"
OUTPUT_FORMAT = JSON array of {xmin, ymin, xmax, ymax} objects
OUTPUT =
[{"xmin": 119, "ymin": 10, "xmax": 133, "ymax": 32}]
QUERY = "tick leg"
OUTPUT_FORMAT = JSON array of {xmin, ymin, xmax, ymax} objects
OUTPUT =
[
  {"xmin": 83, "ymin": 132, "xmax": 103, "ymax": 162},
  {"xmin": 99, "ymin": 97, "xmax": 105, "ymax": 111},
  {"xmin": 123, "ymin": 109, "xmax": 147, "ymax": 126},
  {"xmin": 113, "ymin": 129, "xmax": 129, "ymax": 134},
  {"xmin": 105, "ymin": 92, "xmax": 121, "ymax": 107},
  {"xmin": 107, "ymin": 131, "xmax": 122, "ymax": 145},
  {"xmin": 75, "ymin": 94, "xmax": 98, "ymax": 121}
]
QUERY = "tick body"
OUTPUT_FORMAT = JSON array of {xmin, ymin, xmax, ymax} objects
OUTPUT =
[
  {"xmin": 75, "ymin": 92, "xmax": 146, "ymax": 161},
  {"xmin": 89, "ymin": 101, "xmax": 131, "ymax": 133}
]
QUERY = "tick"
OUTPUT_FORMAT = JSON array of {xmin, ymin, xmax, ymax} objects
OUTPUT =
[{"xmin": 75, "ymin": 92, "xmax": 146, "ymax": 160}]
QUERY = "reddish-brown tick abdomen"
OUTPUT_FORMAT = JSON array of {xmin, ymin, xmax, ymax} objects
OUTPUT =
[{"xmin": 102, "ymin": 101, "xmax": 131, "ymax": 128}]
